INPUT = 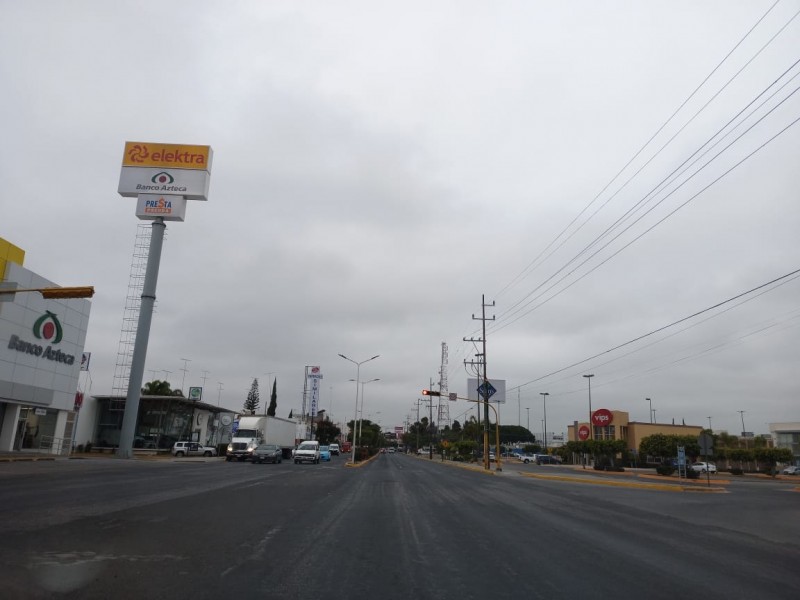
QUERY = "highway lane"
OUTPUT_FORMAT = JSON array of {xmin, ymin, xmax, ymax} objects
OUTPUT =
[{"xmin": 0, "ymin": 454, "xmax": 798, "ymax": 599}]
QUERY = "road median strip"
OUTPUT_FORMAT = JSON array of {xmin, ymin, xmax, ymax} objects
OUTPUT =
[{"xmin": 519, "ymin": 471, "xmax": 726, "ymax": 492}]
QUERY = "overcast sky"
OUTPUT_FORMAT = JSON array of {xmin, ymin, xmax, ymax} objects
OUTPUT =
[{"xmin": 3, "ymin": 1, "xmax": 798, "ymax": 438}]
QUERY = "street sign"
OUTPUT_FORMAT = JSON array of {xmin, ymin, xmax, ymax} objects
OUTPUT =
[
  {"xmin": 448, "ymin": 392, "xmax": 457, "ymax": 401},
  {"xmin": 698, "ymin": 433, "xmax": 714, "ymax": 455},
  {"xmin": 477, "ymin": 381, "xmax": 496, "ymax": 400}
]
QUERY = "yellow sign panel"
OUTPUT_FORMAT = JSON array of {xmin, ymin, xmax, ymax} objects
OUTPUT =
[{"xmin": 122, "ymin": 141, "xmax": 212, "ymax": 171}]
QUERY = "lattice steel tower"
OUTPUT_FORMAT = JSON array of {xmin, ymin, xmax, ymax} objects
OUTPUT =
[
  {"xmin": 111, "ymin": 224, "xmax": 155, "ymax": 409},
  {"xmin": 437, "ymin": 342, "xmax": 450, "ymax": 426}
]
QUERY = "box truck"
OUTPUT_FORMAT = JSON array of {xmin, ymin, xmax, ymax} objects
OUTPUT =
[{"xmin": 226, "ymin": 415, "xmax": 296, "ymax": 462}]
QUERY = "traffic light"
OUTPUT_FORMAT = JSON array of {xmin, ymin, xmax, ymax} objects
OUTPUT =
[{"xmin": 421, "ymin": 389, "xmax": 441, "ymax": 396}]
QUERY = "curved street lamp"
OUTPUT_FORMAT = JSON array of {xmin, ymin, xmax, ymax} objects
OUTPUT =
[
  {"xmin": 583, "ymin": 374, "xmax": 594, "ymax": 441},
  {"xmin": 540, "ymin": 392, "xmax": 549, "ymax": 452},
  {"xmin": 339, "ymin": 353, "xmax": 379, "ymax": 463}
]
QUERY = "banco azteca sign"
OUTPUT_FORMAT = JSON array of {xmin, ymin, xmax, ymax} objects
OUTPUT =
[{"xmin": 7, "ymin": 311, "xmax": 76, "ymax": 365}]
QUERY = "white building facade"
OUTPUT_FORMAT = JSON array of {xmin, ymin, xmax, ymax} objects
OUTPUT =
[{"xmin": 0, "ymin": 238, "xmax": 91, "ymax": 454}]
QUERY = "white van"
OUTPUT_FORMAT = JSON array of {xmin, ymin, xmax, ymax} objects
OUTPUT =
[{"xmin": 294, "ymin": 440, "xmax": 321, "ymax": 464}]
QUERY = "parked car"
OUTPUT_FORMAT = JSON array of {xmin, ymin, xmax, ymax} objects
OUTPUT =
[
  {"xmin": 171, "ymin": 441, "xmax": 217, "ymax": 457},
  {"xmin": 536, "ymin": 454, "xmax": 561, "ymax": 465},
  {"xmin": 517, "ymin": 453, "xmax": 537, "ymax": 464},
  {"xmin": 417, "ymin": 447, "xmax": 430, "ymax": 455},
  {"xmin": 781, "ymin": 465, "xmax": 800, "ymax": 475},
  {"xmin": 690, "ymin": 461, "xmax": 717, "ymax": 473},
  {"xmin": 251, "ymin": 444, "xmax": 282, "ymax": 464},
  {"xmin": 329, "ymin": 443, "xmax": 340, "ymax": 456},
  {"xmin": 319, "ymin": 446, "xmax": 331, "ymax": 461}
]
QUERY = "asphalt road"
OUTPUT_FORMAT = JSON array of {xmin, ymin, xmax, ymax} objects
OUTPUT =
[{"xmin": 0, "ymin": 454, "xmax": 798, "ymax": 599}]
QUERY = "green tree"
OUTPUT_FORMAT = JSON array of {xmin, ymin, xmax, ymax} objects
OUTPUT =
[
  {"xmin": 244, "ymin": 378, "xmax": 260, "ymax": 415},
  {"xmin": 141, "ymin": 380, "xmax": 182, "ymax": 396},
  {"xmin": 267, "ymin": 378, "xmax": 278, "ymax": 416},
  {"xmin": 639, "ymin": 434, "xmax": 701, "ymax": 462},
  {"xmin": 754, "ymin": 447, "xmax": 793, "ymax": 475},
  {"xmin": 315, "ymin": 417, "xmax": 341, "ymax": 445}
]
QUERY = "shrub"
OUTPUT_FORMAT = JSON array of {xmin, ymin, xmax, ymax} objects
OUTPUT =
[
  {"xmin": 729, "ymin": 467, "xmax": 744, "ymax": 476},
  {"xmin": 84, "ymin": 442, "xmax": 93, "ymax": 453},
  {"xmin": 656, "ymin": 465, "xmax": 675, "ymax": 476}
]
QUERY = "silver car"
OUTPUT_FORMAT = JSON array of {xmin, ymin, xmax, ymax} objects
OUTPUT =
[
  {"xmin": 172, "ymin": 441, "xmax": 218, "ymax": 457},
  {"xmin": 251, "ymin": 444, "xmax": 283, "ymax": 464}
]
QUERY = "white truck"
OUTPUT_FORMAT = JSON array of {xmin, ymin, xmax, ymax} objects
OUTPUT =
[{"xmin": 226, "ymin": 415, "xmax": 296, "ymax": 462}]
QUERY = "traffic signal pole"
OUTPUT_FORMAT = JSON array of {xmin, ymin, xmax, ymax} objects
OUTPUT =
[{"xmin": 422, "ymin": 390, "xmax": 503, "ymax": 472}]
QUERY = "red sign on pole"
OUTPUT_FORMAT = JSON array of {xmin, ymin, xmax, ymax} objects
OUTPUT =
[
  {"xmin": 578, "ymin": 425, "xmax": 590, "ymax": 440},
  {"xmin": 591, "ymin": 408, "xmax": 613, "ymax": 427}
]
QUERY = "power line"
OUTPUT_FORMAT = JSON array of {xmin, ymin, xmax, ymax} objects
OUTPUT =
[
  {"xmin": 508, "ymin": 267, "xmax": 800, "ymax": 392},
  {"xmin": 494, "ymin": 0, "xmax": 785, "ymax": 303},
  {"xmin": 492, "ymin": 99, "xmax": 800, "ymax": 334}
]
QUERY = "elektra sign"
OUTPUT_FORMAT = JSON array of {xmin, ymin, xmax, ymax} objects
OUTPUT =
[
  {"xmin": 6, "ymin": 311, "xmax": 76, "ymax": 365},
  {"xmin": 118, "ymin": 141, "xmax": 213, "ymax": 201}
]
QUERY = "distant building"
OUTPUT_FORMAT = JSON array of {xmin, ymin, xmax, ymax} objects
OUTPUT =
[
  {"xmin": 567, "ymin": 410, "xmax": 703, "ymax": 454},
  {"xmin": 78, "ymin": 395, "xmax": 236, "ymax": 451},
  {"xmin": 769, "ymin": 422, "xmax": 800, "ymax": 465}
]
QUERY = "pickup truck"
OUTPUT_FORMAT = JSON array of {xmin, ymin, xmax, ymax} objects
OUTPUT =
[{"xmin": 172, "ymin": 441, "xmax": 218, "ymax": 457}]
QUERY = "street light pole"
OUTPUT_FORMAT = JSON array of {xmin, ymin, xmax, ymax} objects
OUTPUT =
[
  {"xmin": 738, "ymin": 410, "xmax": 747, "ymax": 447},
  {"xmin": 179, "ymin": 358, "xmax": 191, "ymax": 396},
  {"xmin": 358, "ymin": 379, "xmax": 380, "ymax": 449},
  {"xmin": 525, "ymin": 407, "xmax": 530, "ymax": 435},
  {"xmin": 338, "ymin": 353, "xmax": 379, "ymax": 464},
  {"xmin": 707, "ymin": 416, "xmax": 712, "ymax": 431},
  {"xmin": 583, "ymin": 374, "xmax": 594, "ymax": 440},
  {"xmin": 540, "ymin": 392, "xmax": 549, "ymax": 452},
  {"xmin": 646, "ymin": 397, "xmax": 652, "ymax": 424}
]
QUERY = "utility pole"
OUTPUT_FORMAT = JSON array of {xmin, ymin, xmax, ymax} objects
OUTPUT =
[
  {"xmin": 465, "ymin": 294, "xmax": 495, "ymax": 470},
  {"xmin": 416, "ymin": 397, "xmax": 421, "ymax": 451},
  {"xmin": 429, "ymin": 378, "xmax": 434, "ymax": 460}
]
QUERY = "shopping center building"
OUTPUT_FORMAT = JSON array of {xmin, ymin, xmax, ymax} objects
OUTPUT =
[
  {"xmin": 0, "ymin": 237, "xmax": 91, "ymax": 454},
  {"xmin": 567, "ymin": 409, "xmax": 703, "ymax": 455}
]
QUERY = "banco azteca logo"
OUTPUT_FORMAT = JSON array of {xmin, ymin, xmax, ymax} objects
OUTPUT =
[
  {"xmin": 127, "ymin": 144, "xmax": 149, "ymax": 163},
  {"xmin": 151, "ymin": 171, "xmax": 175, "ymax": 184},
  {"xmin": 33, "ymin": 311, "xmax": 63, "ymax": 344}
]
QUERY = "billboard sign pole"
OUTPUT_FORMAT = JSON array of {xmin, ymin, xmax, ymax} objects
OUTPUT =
[{"xmin": 117, "ymin": 141, "xmax": 212, "ymax": 458}]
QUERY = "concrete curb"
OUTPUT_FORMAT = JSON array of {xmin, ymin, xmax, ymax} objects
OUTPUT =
[
  {"xmin": 519, "ymin": 471, "xmax": 727, "ymax": 493},
  {"xmin": 345, "ymin": 452, "xmax": 381, "ymax": 468}
]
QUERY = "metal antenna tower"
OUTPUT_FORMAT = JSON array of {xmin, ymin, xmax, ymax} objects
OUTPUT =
[
  {"xmin": 111, "ymin": 224, "xmax": 157, "ymax": 409},
  {"xmin": 437, "ymin": 342, "xmax": 450, "ymax": 426}
]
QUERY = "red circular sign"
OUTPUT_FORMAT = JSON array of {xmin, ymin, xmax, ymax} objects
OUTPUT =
[
  {"xmin": 578, "ymin": 425, "xmax": 590, "ymax": 440},
  {"xmin": 591, "ymin": 408, "xmax": 613, "ymax": 427}
]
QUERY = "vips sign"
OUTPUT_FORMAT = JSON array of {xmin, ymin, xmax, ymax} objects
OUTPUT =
[{"xmin": 591, "ymin": 408, "xmax": 613, "ymax": 427}]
